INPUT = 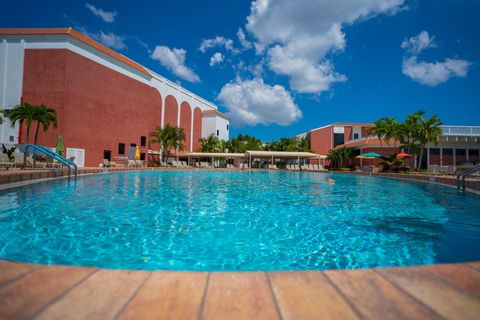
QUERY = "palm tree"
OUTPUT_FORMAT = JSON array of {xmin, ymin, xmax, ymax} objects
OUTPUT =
[
  {"xmin": 199, "ymin": 134, "xmax": 221, "ymax": 152},
  {"xmin": 416, "ymin": 114, "xmax": 443, "ymax": 170},
  {"xmin": 296, "ymin": 136, "xmax": 312, "ymax": 152},
  {"xmin": 149, "ymin": 124, "xmax": 186, "ymax": 162},
  {"xmin": 3, "ymin": 102, "xmax": 37, "ymax": 145},
  {"xmin": 397, "ymin": 111, "xmax": 424, "ymax": 168},
  {"xmin": 33, "ymin": 104, "xmax": 58, "ymax": 145},
  {"xmin": 327, "ymin": 149, "xmax": 341, "ymax": 168},
  {"xmin": 3, "ymin": 102, "xmax": 37, "ymax": 165},
  {"xmin": 369, "ymin": 118, "xmax": 388, "ymax": 148}
]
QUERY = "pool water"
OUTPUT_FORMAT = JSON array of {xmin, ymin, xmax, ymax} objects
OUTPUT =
[{"xmin": 0, "ymin": 171, "xmax": 479, "ymax": 271}]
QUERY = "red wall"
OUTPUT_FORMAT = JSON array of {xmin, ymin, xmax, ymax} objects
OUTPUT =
[
  {"xmin": 21, "ymin": 49, "xmax": 162, "ymax": 167},
  {"xmin": 180, "ymin": 102, "xmax": 192, "ymax": 151},
  {"xmin": 309, "ymin": 127, "xmax": 332, "ymax": 156},
  {"xmin": 344, "ymin": 126, "xmax": 352, "ymax": 142},
  {"xmin": 164, "ymin": 95, "xmax": 178, "ymax": 127},
  {"xmin": 192, "ymin": 108, "xmax": 202, "ymax": 151}
]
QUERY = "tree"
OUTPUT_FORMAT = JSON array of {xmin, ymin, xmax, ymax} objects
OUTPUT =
[
  {"xmin": 199, "ymin": 134, "xmax": 221, "ymax": 152},
  {"xmin": 327, "ymin": 147, "xmax": 352, "ymax": 169},
  {"xmin": 416, "ymin": 113, "xmax": 443, "ymax": 170},
  {"xmin": 149, "ymin": 124, "xmax": 186, "ymax": 162},
  {"xmin": 368, "ymin": 118, "xmax": 388, "ymax": 148},
  {"xmin": 33, "ymin": 104, "xmax": 58, "ymax": 145},
  {"xmin": 3, "ymin": 102, "xmax": 37, "ymax": 165},
  {"xmin": 3, "ymin": 102, "xmax": 37, "ymax": 145}
]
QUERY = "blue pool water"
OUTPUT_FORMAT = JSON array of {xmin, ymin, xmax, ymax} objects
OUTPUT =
[{"xmin": 0, "ymin": 170, "xmax": 479, "ymax": 271}]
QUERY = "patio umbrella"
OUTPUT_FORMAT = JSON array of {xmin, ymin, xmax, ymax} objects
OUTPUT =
[
  {"xmin": 55, "ymin": 135, "xmax": 65, "ymax": 156},
  {"xmin": 396, "ymin": 151, "xmax": 411, "ymax": 158},
  {"xmin": 360, "ymin": 152, "xmax": 383, "ymax": 158}
]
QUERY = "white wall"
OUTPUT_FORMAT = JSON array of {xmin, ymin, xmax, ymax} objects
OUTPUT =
[{"xmin": 202, "ymin": 115, "xmax": 229, "ymax": 141}]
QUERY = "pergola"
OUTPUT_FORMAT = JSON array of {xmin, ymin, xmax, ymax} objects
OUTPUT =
[
  {"xmin": 186, "ymin": 152, "xmax": 246, "ymax": 166},
  {"xmin": 244, "ymin": 151, "xmax": 327, "ymax": 168}
]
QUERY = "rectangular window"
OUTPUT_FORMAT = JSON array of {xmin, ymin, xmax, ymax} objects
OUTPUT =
[
  {"xmin": 468, "ymin": 149, "xmax": 479, "ymax": 157},
  {"xmin": 333, "ymin": 133, "xmax": 344, "ymax": 147},
  {"xmin": 216, "ymin": 129, "xmax": 219, "ymax": 136},
  {"xmin": 442, "ymin": 148, "xmax": 453, "ymax": 156},
  {"xmin": 140, "ymin": 153, "xmax": 145, "ymax": 160},
  {"xmin": 130, "ymin": 143, "xmax": 136, "ymax": 147},
  {"xmin": 429, "ymin": 148, "xmax": 440, "ymax": 155},
  {"xmin": 455, "ymin": 149, "xmax": 466, "ymax": 156},
  {"xmin": 140, "ymin": 136, "xmax": 146, "ymax": 146},
  {"xmin": 227, "ymin": 124, "xmax": 229, "ymax": 131},
  {"xmin": 103, "ymin": 150, "xmax": 112, "ymax": 161},
  {"xmin": 353, "ymin": 133, "xmax": 359, "ymax": 140},
  {"xmin": 118, "ymin": 143, "xmax": 125, "ymax": 155}
]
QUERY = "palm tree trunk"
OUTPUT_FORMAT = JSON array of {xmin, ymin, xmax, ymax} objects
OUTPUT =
[
  {"xmin": 24, "ymin": 126, "xmax": 30, "ymax": 167},
  {"xmin": 33, "ymin": 122, "xmax": 40, "ymax": 167},
  {"xmin": 417, "ymin": 146, "xmax": 424, "ymax": 170}
]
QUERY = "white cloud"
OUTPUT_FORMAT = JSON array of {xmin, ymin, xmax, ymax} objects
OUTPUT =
[
  {"xmin": 237, "ymin": 28, "xmax": 252, "ymax": 50},
  {"xmin": 401, "ymin": 31, "xmax": 436, "ymax": 54},
  {"xmin": 217, "ymin": 78, "xmax": 302, "ymax": 126},
  {"xmin": 85, "ymin": 3, "xmax": 117, "ymax": 23},
  {"xmin": 90, "ymin": 31, "xmax": 126, "ymax": 50},
  {"xmin": 209, "ymin": 52, "xmax": 224, "ymax": 66},
  {"xmin": 402, "ymin": 57, "xmax": 470, "ymax": 86},
  {"xmin": 151, "ymin": 46, "xmax": 200, "ymax": 82},
  {"xmin": 199, "ymin": 36, "xmax": 238, "ymax": 53},
  {"xmin": 245, "ymin": 0, "xmax": 405, "ymax": 94}
]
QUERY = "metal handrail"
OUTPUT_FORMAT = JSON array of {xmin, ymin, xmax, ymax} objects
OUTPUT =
[
  {"xmin": 23, "ymin": 144, "xmax": 77, "ymax": 179},
  {"xmin": 457, "ymin": 165, "xmax": 480, "ymax": 191}
]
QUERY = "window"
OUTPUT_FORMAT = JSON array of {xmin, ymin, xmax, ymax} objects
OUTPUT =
[
  {"xmin": 429, "ymin": 148, "xmax": 440, "ymax": 155},
  {"xmin": 140, "ymin": 153, "xmax": 145, "ymax": 160},
  {"xmin": 468, "ymin": 149, "xmax": 479, "ymax": 157},
  {"xmin": 333, "ymin": 133, "xmax": 344, "ymax": 147},
  {"xmin": 130, "ymin": 143, "xmax": 136, "ymax": 147},
  {"xmin": 227, "ymin": 124, "xmax": 229, "ymax": 131},
  {"xmin": 140, "ymin": 136, "xmax": 146, "ymax": 146},
  {"xmin": 118, "ymin": 143, "xmax": 125, "ymax": 155},
  {"xmin": 216, "ymin": 130, "xmax": 219, "ymax": 136},
  {"xmin": 9, "ymin": 136, "xmax": 14, "ymax": 142},
  {"xmin": 103, "ymin": 150, "xmax": 112, "ymax": 161},
  {"xmin": 455, "ymin": 149, "xmax": 466, "ymax": 156},
  {"xmin": 353, "ymin": 133, "xmax": 359, "ymax": 140},
  {"xmin": 442, "ymin": 148, "xmax": 453, "ymax": 156}
]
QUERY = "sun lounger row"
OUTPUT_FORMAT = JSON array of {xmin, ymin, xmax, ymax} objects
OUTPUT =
[
  {"xmin": 1, "ymin": 152, "xmax": 64, "ymax": 169},
  {"xmin": 171, "ymin": 160, "xmax": 189, "ymax": 167},
  {"xmin": 286, "ymin": 164, "xmax": 301, "ymax": 171},
  {"xmin": 300, "ymin": 164, "xmax": 327, "ymax": 172}
]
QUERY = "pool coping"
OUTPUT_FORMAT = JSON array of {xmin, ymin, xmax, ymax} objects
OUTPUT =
[{"xmin": 0, "ymin": 259, "xmax": 478, "ymax": 318}]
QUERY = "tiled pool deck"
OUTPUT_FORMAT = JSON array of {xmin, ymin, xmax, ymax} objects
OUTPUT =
[{"xmin": 0, "ymin": 260, "xmax": 479, "ymax": 319}]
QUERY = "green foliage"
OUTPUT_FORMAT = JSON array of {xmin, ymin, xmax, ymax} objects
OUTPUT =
[
  {"xmin": 149, "ymin": 124, "xmax": 186, "ymax": 161},
  {"xmin": 370, "ymin": 111, "xmax": 443, "ymax": 170},
  {"xmin": 263, "ymin": 136, "xmax": 312, "ymax": 152},
  {"xmin": 33, "ymin": 104, "xmax": 58, "ymax": 145},
  {"xmin": 379, "ymin": 154, "xmax": 405, "ymax": 172},
  {"xmin": 200, "ymin": 134, "xmax": 222, "ymax": 152},
  {"xmin": 327, "ymin": 147, "xmax": 352, "ymax": 168}
]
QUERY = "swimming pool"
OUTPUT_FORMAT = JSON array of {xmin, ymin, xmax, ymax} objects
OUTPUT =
[{"xmin": 0, "ymin": 170, "xmax": 479, "ymax": 271}]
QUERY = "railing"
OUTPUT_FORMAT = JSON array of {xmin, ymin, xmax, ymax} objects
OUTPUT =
[
  {"xmin": 457, "ymin": 165, "xmax": 480, "ymax": 191},
  {"xmin": 442, "ymin": 126, "xmax": 480, "ymax": 137},
  {"xmin": 23, "ymin": 144, "xmax": 77, "ymax": 179}
]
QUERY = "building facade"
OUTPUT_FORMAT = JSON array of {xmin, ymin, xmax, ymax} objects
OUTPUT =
[
  {"xmin": 0, "ymin": 28, "xmax": 229, "ymax": 167},
  {"xmin": 299, "ymin": 122, "xmax": 480, "ymax": 170}
]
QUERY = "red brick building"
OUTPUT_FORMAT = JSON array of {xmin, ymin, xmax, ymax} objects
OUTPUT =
[{"xmin": 0, "ymin": 28, "xmax": 229, "ymax": 167}]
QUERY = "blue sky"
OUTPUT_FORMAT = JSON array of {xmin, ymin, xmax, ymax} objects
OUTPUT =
[{"xmin": 2, "ymin": 0, "xmax": 479, "ymax": 141}]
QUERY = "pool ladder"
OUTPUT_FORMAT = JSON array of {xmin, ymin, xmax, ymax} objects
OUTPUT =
[
  {"xmin": 456, "ymin": 165, "xmax": 480, "ymax": 191},
  {"xmin": 23, "ymin": 144, "xmax": 78, "ymax": 180}
]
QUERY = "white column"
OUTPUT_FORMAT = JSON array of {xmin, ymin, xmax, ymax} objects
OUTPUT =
[
  {"xmin": 161, "ymin": 94, "xmax": 165, "ymax": 128},
  {"xmin": 190, "ymin": 107, "xmax": 194, "ymax": 152},
  {"xmin": 177, "ymin": 99, "xmax": 181, "ymax": 128}
]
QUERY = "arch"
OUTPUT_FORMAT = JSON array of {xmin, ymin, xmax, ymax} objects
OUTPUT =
[
  {"xmin": 153, "ymin": 89, "xmax": 163, "ymax": 128},
  {"xmin": 180, "ymin": 101, "xmax": 192, "ymax": 151},
  {"xmin": 192, "ymin": 107, "xmax": 203, "ymax": 151},
  {"xmin": 164, "ymin": 95, "xmax": 178, "ymax": 127}
]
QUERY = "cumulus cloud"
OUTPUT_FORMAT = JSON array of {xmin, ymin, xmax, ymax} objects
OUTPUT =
[
  {"xmin": 237, "ymin": 28, "xmax": 253, "ymax": 50},
  {"xmin": 402, "ymin": 57, "xmax": 470, "ymax": 86},
  {"xmin": 401, "ymin": 30, "xmax": 436, "ymax": 54},
  {"xmin": 85, "ymin": 3, "xmax": 117, "ymax": 23},
  {"xmin": 245, "ymin": 0, "xmax": 405, "ymax": 94},
  {"xmin": 90, "ymin": 31, "xmax": 126, "ymax": 50},
  {"xmin": 217, "ymin": 78, "xmax": 302, "ymax": 126},
  {"xmin": 199, "ymin": 36, "xmax": 238, "ymax": 53},
  {"xmin": 401, "ymin": 30, "xmax": 471, "ymax": 86},
  {"xmin": 209, "ymin": 52, "xmax": 224, "ymax": 66},
  {"xmin": 151, "ymin": 46, "xmax": 200, "ymax": 82}
]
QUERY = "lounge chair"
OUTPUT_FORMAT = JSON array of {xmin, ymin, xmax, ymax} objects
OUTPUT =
[{"xmin": 136, "ymin": 160, "xmax": 144, "ymax": 167}]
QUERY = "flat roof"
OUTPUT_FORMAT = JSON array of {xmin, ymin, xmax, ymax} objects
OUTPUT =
[
  {"xmin": 187, "ymin": 152, "xmax": 245, "ymax": 158},
  {"xmin": 245, "ymin": 151, "xmax": 327, "ymax": 159},
  {"xmin": 202, "ymin": 110, "xmax": 229, "ymax": 120}
]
